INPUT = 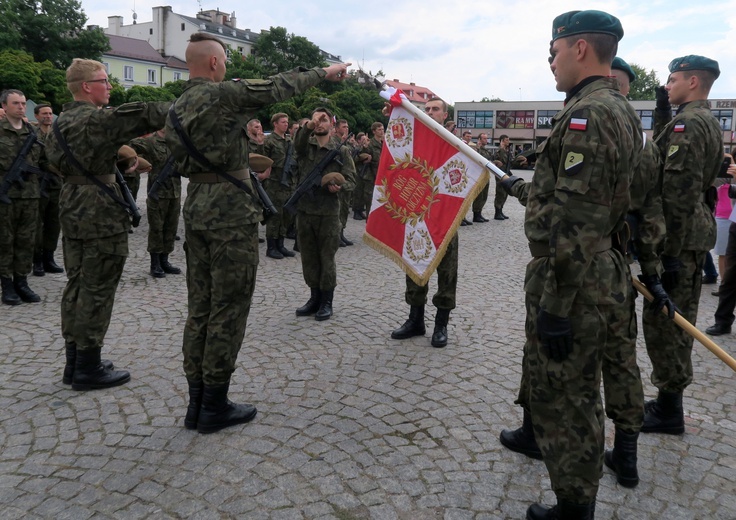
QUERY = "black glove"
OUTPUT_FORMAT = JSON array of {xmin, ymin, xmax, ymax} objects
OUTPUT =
[
  {"xmin": 638, "ymin": 274, "xmax": 678, "ymax": 319},
  {"xmin": 655, "ymin": 85, "xmax": 670, "ymax": 111},
  {"xmin": 729, "ymin": 184, "xmax": 736, "ymax": 200},
  {"xmin": 660, "ymin": 254, "xmax": 682, "ymax": 293},
  {"xmin": 500, "ymin": 175, "xmax": 523, "ymax": 195},
  {"xmin": 537, "ymin": 309, "xmax": 573, "ymax": 362}
]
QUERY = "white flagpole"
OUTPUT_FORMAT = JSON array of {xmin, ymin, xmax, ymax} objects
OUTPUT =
[{"xmin": 380, "ymin": 88, "xmax": 508, "ymax": 180}]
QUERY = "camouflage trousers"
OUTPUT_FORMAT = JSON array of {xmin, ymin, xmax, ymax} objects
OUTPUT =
[
  {"xmin": 182, "ymin": 223, "xmax": 258, "ymax": 385},
  {"xmin": 643, "ymin": 250, "xmax": 705, "ymax": 393},
  {"xmin": 493, "ymin": 177, "xmax": 508, "ymax": 210},
  {"xmin": 405, "ymin": 233, "xmax": 458, "ymax": 310},
  {"xmin": 524, "ymin": 289, "xmax": 638, "ymax": 503},
  {"xmin": 357, "ymin": 170, "xmax": 376, "ymax": 214},
  {"xmin": 35, "ymin": 188, "xmax": 61, "ymax": 254},
  {"xmin": 351, "ymin": 170, "xmax": 364, "ymax": 211},
  {"xmin": 472, "ymin": 182, "xmax": 489, "ymax": 214},
  {"xmin": 338, "ymin": 188, "xmax": 353, "ymax": 230},
  {"xmin": 264, "ymin": 183, "xmax": 292, "ymax": 239},
  {"xmin": 0, "ymin": 198, "xmax": 38, "ymax": 277},
  {"xmin": 61, "ymin": 233, "xmax": 128, "ymax": 352},
  {"xmin": 123, "ymin": 175, "xmax": 141, "ymax": 203},
  {"xmin": 147, "ymin": 196, "xmax": 180, "ymax": 254},
  {"xmin": 297, "ymin": 212, "xmax": 340, "ymax": 290}
]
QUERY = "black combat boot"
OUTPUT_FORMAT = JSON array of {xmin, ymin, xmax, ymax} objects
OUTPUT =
[
  {"xmin": 277, "ymin": 237, "xmax": 296, "ymax": 258},
  {"xmin": 340, "ymin": 230, "xmax": 354, "ymax": 246},
  {"xmin": 62, "ymin": 343, "xmax": 114, "ymax": 385},
  {"xmin": 353, "ymin": 210, "xmax": 365, "ymax": 220},
  {"xmin": 285, "ymin": 224, "xmax": 296, "ymax": 240},
  {"xmin": 460, "ymin": 218, "xmax": 472, "ymax": 226},
  {"xmin": 472, "ymin": 211, "xmax": 488, "ymax": 223},
  {"xmin": 315, "ymin": 289, "xmax": 334, "ymax": 321},
  {"xmin": 266, "ymin": 238, "xmax": 284, "ymax": 259},
  {"xmin": 184, "ymin": 379, "xmax": 204, "ymax": 430},
  {"xmin": 150, "ymin": 253, "xmax": 165, "ymax": 278},
  {"xmin": 431, "ymin": 309, "xmax": 450, "ymax": 348},
  {"xmin": 197, "ymin": 381, "xmax": 257, "ymax": 434},
  {"xmin": 13, "ymin": 275, "xmax": 41, "ymax": 303},
  {"xmin": 527, "ymin": 500, "xmax": 595, "ymax": 520},
  {"xmin": 71, "ymin": 347, "xmax": 130, "ymax": 391},
  {"xmin": 1, "ymin": 276, "xmax": 21, "ymax": 306},
  {"xmin": 494, "ymin": 207, "xmax": 507, "ymax": 220},
  {"xmin": 641, "ymin": 390, "xmax": 685, "ymax": 434},
  {"xmin": 296, "ymin": 288, "xmax": 321, "ymax": 316},
  {"xmin": 160, "ymin": 253, "xmax": 182, "ymax": 274},
  {"xmin": 33, "ymin": 253, "xmax": 45, "ymax": 276},
  {"xmin": 391, "ymin": 305, "xmax": 426, "ymax": 339},
  {"xmin": 604, "ymin": 428, "xmax": 639, "ymax": 487},
  {"xmin": 499, "ymin": 408, "xmax": 543, "ymax": 460},
  {"xmin": 43, "ymin": 250, "xmax": 64, "ymax": 273}
]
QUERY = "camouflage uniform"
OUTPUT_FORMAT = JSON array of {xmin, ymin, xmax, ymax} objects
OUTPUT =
[
  {"xmin": 472, "ymin": 146, "xmax": 492, "ymax": 215},
  {"xmin": 337, "ymin": 139, "xmax": 359, "ymax": 232},
  {"xmin": 507, "ymin": 77, "xmax": 642, "ymax": 503},
  {"xmin": 405, "ymin": 234, "xmax": 459, "ymax": 310},
  {"xmin": 130, "ymin": 133, "xmax": 182, "ymax": 254},
  {"xmin": 294, "ymin": 127, "xmax": 356, "ymax": 291},
  {"xmin": 263, "ymin": 132, "xmax": 295, "ymax": 239},
  {"xmin": 34, "ymin": 129, "xmax": 62, "ymax": 258},
  {"xmin": 643, "ymin": 100, "xmax": 723, "ymax": 393},
  {"xmin": 165, "ymin": 68, "xmax": 329, "ymax": 385},
  {"xmin": 44, "ymin": 101, "xmax": 169, "ymax": 353},
  {"xmin": 358, "ymin": 136, "xmax": 382, "ymax": 214},
  {"xmin": 0, "ymin": 119, "xmax": 42, "ymax": 278},
  {"xmin": 493, "ymin": 146, "xmax": 515, "ymax": 211}
]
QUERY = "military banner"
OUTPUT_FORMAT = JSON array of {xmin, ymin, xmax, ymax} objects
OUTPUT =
[{"xmin": 364, "ymin": 88, "xmax": 502, "ymax": 286}]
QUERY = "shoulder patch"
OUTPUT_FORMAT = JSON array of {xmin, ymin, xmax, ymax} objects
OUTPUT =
[
  {"xmin": 569, "ymin": 118, "xmax": 587, "ymax": 131},
  {"xmin": 668, "ymin": 145, "xmax": 679, "ymax": 157},
  {"xmin": 564, "ymin": 151, "xmax": 584, "ymax": 175},
  {"xmin": 673, "ymin": 123, "xmax": 685, "ymax": 133}
]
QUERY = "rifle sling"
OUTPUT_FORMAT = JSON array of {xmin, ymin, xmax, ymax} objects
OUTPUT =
[
  {"xmin": 51, "ymin": 120, "xmax": 131, "ymax": 210},
  {"xmin": 167, "ymin": 104, "xmax": 259, "ymax": 203}
]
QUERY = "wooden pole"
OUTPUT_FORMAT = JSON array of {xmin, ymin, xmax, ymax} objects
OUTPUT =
[{"xmin": 632, "ymin": 278, "xmax": 736, "ymax": 373}]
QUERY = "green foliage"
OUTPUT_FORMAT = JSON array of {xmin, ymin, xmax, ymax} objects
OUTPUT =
[
  {"xmin": 480, "ymin": 96, "xmax": 504, "ymax": 102},
  {"xmin": 629, "ymin": 64, "xmax": 660, "ymax": 101},
  {"xmin": 162, "ymin": 80, "xmax": 188, "ymax": 99},
  {"xmin": 125, "ymin": 85, "xmax": 176, "ymax": 103},
  {"xmin": 0, "ymin": 0, "xmax": 109, "ymax": 69},
  {"xmin": 0, "ymin": 50, "xmax": 42, "ymax": 101},
  {"xmin": 253, "ymin": 26, "xmax": 326, "ymax": 76},
  {"xmin": 225, "ymin": 53, "xmax": 266, "ymax": 81},
  {"xmin": 36, "ymin": 60, "xmax": 72, "ymax": 109},
  {"xmin": 107, "ymin": 76, "xmax": 127, "ymax": 107}
]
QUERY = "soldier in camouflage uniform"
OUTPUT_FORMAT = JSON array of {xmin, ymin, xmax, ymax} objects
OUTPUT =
[
  {"xmin": 130, "ymin": 129, "xmax": 182, "ymax": 278},
  {"xmin": 0, "ymin": 89, "xmax": 43, "ymax": 305},
  {"xmin": 165, "ymin": 33, "xmax": 350, "ymax": 433},
  {"xmin": 263, "ymin": 112, "xmax": 297, "ymax": 259},
  {"xmin": 293, "ymin": 107, "xmax": 356, "ymax": 322},
  {"xmin": 355, "ymin": 122, "xmax": 383, "ymax": 219},
  {"xmin": 471, "ymin": 132, "xmax": 492, "ymax": 222},
  {"xmin": 499, "ymin": 11, "xmax": 642, "ymax": 519},
  {"xmin": 641, "ymin": 55, "xmax": 723, "ymax": 436},
  {"xmin": 44, "ymin": 59, "xmax": 170, "ymax": 391},
  {"xmin": 391, "ymin": 98, "xmax": 459, "ymax": 349},
  {"xmin": 32, "ymin": 103, "xmax": 65, "ymax": 277},
  {"xmin": 334, "ymin": 119, "xmax": 355, "ymax": 247},
  {"xmin": 492, "ymin": 135, "xmax": 527, "ymax": 220}
]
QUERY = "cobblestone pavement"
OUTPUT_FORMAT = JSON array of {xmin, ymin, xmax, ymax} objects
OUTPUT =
[{"xmin": 1, "ymin": 172, "xmax": 734, "ymax": 520}]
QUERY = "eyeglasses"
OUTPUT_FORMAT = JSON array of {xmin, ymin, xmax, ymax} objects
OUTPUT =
[{"xmin": 86, "ymin": 78, "xmax": 111, "ymax": 85}]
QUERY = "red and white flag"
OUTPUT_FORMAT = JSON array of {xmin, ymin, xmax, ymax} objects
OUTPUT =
[{"xmin": 364, "ymin": 89, "xmax": 494, "ymax": 286}]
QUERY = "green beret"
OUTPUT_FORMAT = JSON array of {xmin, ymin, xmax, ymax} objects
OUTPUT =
[
  {"xmin": 552, "ymin": 10, "xmax": 624, "ymax": 42},
  {"xmin": 612, "ymin": 57, "xmax": 636, "ymax": 82},
  {"xmin": 668, "ymin": 55, "xmax": 720, "ymax": 79}
]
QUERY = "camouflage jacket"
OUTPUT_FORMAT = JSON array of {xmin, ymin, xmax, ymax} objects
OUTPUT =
[
  {"xmin": 35, "ymin": 128, "xmax": 62, "ymax": 191},
  {"xmin": 45, "ymin": 100, "xmax": 170, "ymax": 239},
  {"xmin": 629, "ymin": 136, "xmax": 665, "ymax": 275},
  {"xmin": 493, "ymin": 147, "xmax": 524, "ymax": 173},
  {"xmin": 0, "ymin": 118, "xmax": 42, "ymax": 199},
  {"xmin": 294, "ymin": 126, "xmax": 356, "ymax": 216},
  {"xmin": 129, "ymin": 132, "xmax": 181, "ymax": 199},
  {"xmin": 362, "ymin": 136, "xmax": 383, "ymax": 178},
  {"xmin": 477, "ymin": 146, "xmax": 494, "ymax": 162},
  {"xmin": 165, "ymin": 67, "xmax": 327, "ymax": 230},
  {"xmin": 656, "ymin": 99, "xmax": 723, "ymax": 255},
  {"xmin": 508, "ymin": 78, "xmax": 642, "ymax": 317},
  {"xmin": 263, "ymin": 131, "xmax": 294, "ymax": 190}
]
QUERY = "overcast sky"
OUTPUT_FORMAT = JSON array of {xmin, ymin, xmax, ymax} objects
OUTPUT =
[{"xmin": 83, "ymin": 0, "xmax": 735, "ymax": 104}]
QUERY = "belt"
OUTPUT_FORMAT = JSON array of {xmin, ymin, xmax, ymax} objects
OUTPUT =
[
  {"xmin": 65, "ymin": 174, "xmax": 116, "ymax": 185},
  {"xmin": 189, "ymin": 169, "xmax": 250, "ymax": 184},
  {"xmin": 528, "ymin": 236, "xmax": 612, "ymax": 258}
]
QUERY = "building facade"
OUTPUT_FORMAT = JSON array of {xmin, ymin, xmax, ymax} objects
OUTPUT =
[
  {"xmin": 455, "ymin": 99, "xmax": 735, "ymax": 152},
  {"xmin": 102, "ymin": 34, "xmax": 189, "ymax": 88},
  {"xmin": 384, "ymin": 79, "xmax": 437, "ymax": 108}
]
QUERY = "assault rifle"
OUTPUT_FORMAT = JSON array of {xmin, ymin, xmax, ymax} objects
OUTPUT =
[
  {"xmin": 280, "ymin": 140, "xmax": 295, "ymax": 188},
  {"xmin": 147, "ymin": 155, "xmax": 177, "ymax": 201},
  {"xmin": 283, "ymin": 132, "xmax": 352, "ymax": 215},
  {"xmin": 0, "ymin": 131, "xmax": 44, "ymax": 204},
  {"xmin": 115, "ymin": 167, "xmax": 142, "ymax": 227}
]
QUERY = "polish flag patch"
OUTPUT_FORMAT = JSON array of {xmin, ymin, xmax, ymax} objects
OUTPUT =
[
  {"xmin": 569, "ymin": 118, "xmax": 588, "ymax": 131},
  {"xmin": 674, "ymin": 123, "xmax": 686, "ymax": 133}
]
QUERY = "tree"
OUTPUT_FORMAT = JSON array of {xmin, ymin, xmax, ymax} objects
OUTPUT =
[
  {"xmin": 480, "ymin": 96, "xmax": 504, "ymax": 102},
  {"xmin": 0, "ymin": 0, "xmax": 109, "ymax": 69},
  {"xmin": 628, "ymin": 64, "xmax": 660, "ymax": 101},
  {"xmin": 0, "ymin": 50, "xmax": 42, "ymax": 101},
  {"xmin": 124, "ymin": 85, "xmax": 176, "ymax": 103},
  {"xmin": 253, "ymin": 26, "xmax": 326, "ymax": 76},
  {"xmin": 225, "ymin": 52, "xmax": 266, "ymax": 81}
]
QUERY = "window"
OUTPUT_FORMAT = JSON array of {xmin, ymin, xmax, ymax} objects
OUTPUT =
[
  {"xmin": 173, "ymin": 72, "xmax": 181, "ymax": 81},
  {"xmin": 712, "ymin": 109, "xmax": 733, "ymax": 131},
  {"xmin": 102, "ymin": 62, "xmax": 110, "ymax": 73},
  {"xmin": 496, "ymin": 110, "xmax": 535, "ymax": 129},
  {"xmin": 147, "ymin": 69, "xmax": 157, "ymax": 84},
  {"xmin": 636, "ymin": 110, "xmax": 653, "ymax": 131},
  {"xmin": 456, "ymin": 110, "xmax": 493, "ymax": 129},
  {"xmin": 124, "ymin": 65, "xmax": 134, "ymax": 81},
  {"xmin": 536, "ymin": 110, "xmax": 557, "ymax": 129}
]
